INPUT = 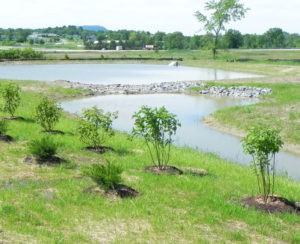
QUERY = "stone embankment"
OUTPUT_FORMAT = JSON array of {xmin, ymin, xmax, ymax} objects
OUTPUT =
[
  {"xmin": 59, "ymin": 80, "xmax": 204, "ymax": 95},
  {"xmin": 57, "ymin": 80, "xmax": 272, "ymax": 98},
  {"xmin": 199, "ymin": 86, "xmax": 272, "ymax": 98}
]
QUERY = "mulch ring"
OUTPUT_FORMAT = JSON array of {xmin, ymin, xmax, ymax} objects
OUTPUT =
[
  {"xmin": 241, "ymin": 195, "xmax": 300, "ymax": 215},
  {"xmin": 44, "ymin": 130, "xmax": 65, "ymax": 135},
  {"xmin": 85, "ymin": 146, "xmax": 114, "ymax": 154},
  {"xmin": 2, "ymin": 116, "xmax": 25, "ymax": 121},
  {"xmin": 23, "ymin": 156, "xmax": 66, "ymax": 165},
  {"xmin": 144, "ymin": 165, "xmax": 183, "ymax": 175},
  {"xmin": 84, "ymin": 184, "xmax": 139, "ymax": 198},
  {"xmin": 0, "ymin": 134, "xmax": 13, "ymax": 142}
]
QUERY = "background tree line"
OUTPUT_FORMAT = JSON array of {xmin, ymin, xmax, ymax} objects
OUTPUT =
[{"xmin": 0, "ymin": 26, "xmax": 299, "ymax": 50}]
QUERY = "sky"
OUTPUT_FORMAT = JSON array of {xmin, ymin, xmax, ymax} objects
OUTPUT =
[{"xmin": 1, "ymin": 0, "xmax": 299, "ymax": 36}]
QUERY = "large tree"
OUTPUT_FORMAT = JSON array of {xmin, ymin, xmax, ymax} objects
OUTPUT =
[
  {"xmin": 223, "ymin": 29, "xmax": 243, "ymax": 48},
  {"xmin": 195, "ymin": 0, "xmax": 248, "ymax": 58},
  {"xmin": 263, "ymin": 28, "xmax": 286, "ymax": 48}
]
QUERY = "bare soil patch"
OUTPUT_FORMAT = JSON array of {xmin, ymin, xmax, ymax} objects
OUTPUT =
[
  {"xmin": 0, "ymin": 134, "xmax": 13, "ymax": 142},
  {"xmin": 144, "ymin": 165, "xmax": 183, "ymax": 175},
  {"xmin": 84, "ymin": 184, "xmax": 139, "ymax": 198},
  {"xmin": 2, "ymin": 116, "xmax": 25, "ymax": 121},
  {"xmin": 241, "ymin": 195, "xmax": 300, "ymax": 214},
  {"xmin": 23, "ymin": 156, "xmax": 66, "ymax": 165},
  {"xmin": 85, "ymin": 146, "xmax": 114, "ymax": 154},
  {"xmin": 43, "ymin": 130, "xmax": 65, "ymax": 135}
]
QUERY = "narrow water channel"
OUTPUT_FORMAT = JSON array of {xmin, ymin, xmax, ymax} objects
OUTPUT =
[{"xmin": 61, "ymin": 93, "xmax": 300, "ymax": 180}]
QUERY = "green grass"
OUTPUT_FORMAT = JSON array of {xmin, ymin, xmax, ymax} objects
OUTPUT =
[
  {"xmin": 0, "ymin": 79, "xmax": 300, "ymax": 243},
  {"xmin": 202, "ymin": 82, "xmax": 300, "ymax": 146},
  {"xmin": 42, "ymin": 49, "xmax": 300, "ymax": 66}
]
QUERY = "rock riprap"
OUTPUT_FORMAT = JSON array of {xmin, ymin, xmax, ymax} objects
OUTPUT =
[
  {"xmin": 57, "ymin": 80, "xmax": 204, "ymax": 95},
  {"xmin": 199, "ymin": 86, "xmax": 272, "ymax": 98},
  {"xmin": 56, "ymin": 80, "xmax": 272, "ymax": 98}
]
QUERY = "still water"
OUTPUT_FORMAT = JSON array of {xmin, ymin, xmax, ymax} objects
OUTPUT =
[
  {"xmin": 62, "ymin": 94, "xmax": 300, "ymax": 180},
  {"xmin": 0, "ymin": 63, "xmax": 260, "ymax": 84}
]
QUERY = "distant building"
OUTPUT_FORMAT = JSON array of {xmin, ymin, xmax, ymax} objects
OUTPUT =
[
  {"xmin": 116, "ymin": 45, "xmax": 123, "ymax": 51},
  {"xmin": 145, "ymin": 45, "xmax": 155, "ymax": 50},
  {"xmin": 27, "ymin": 32, "xmax": 59, "ymax": 42}
]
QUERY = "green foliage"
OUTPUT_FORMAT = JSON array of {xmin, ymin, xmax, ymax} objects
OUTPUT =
[
  {"xmin": 28, "ymin": 136, "xmax": 58, "ymax": 160},
  {"xmin": 132, "ymin": 106, "xmax": 181, "ymax": 167},
  {"xmin": 263, "ymin": 28, "xmax": 286, "ymax": 48},
  {"xmin": 77, "ymin": 106, "xmax": 118, "ymax": 148},
  {"xmin": 195, "ymin": 0, "xmax": 248, "ymax": 58},
  {"xmin": 35, "ymin": 96, "xmax": 62, "ymax": 132},
  {"xmin": 0, "ymin": 48, "xmax": 44, "ymax": 60},
  {"xmin": 82, "ymin": 161, "xmax": 123, "ymax": 190},
  {"xmin": 242, "ymin": 124, "xmax": 283, "ymax": 202},
  {"xmin": 0, "ymin": 83, "xmax": 21, "ymax": 117},
  {"xmin": 223, "ymin": 29, "xmax": 244, "ymax": 48},
  {"xmin": 0, "ymin": 119, "xmax": 8, "ymax": 136}
]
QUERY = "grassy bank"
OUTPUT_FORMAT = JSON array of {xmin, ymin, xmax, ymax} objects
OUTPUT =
[
  {"xmin": 0, "ymin": 79, "xmax": 300, "ymax": 243},
  {"xmin": 43, "ymin": 49, "xmax": 300, "ymax": 64},
  {"xmin": 197, "ymin": 82, "xmax": 300, "ymax": 154}
]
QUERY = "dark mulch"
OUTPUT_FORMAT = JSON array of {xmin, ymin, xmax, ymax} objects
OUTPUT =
[
  {"xmin": 108, "ymin": 184, "xmax": 139, "ymax": 198},
  {"xmin": 44, "ymin": 130, "xmax": 65, "ymax": 135},
  {"xmin": 241, "ymin": 195, "xmax": 300, "ymax": 214},
  {"xmin": 23, "ymin": 156, "xmax": 66, "ymax": 165},
  {"xmin": 85, "ymin": 146, "xmax": 114, "ymax": 154},
  {"xmin": 2, "ymin": 116, "xmax": 25, "ymax": 121},
  {"xmin": 144, "ymin": 165, "xmax": 183, "ymax": 175},
  {"xmin": 0, "ymin": 134, "xmax": 13, "ymax": 142},
  {"xmin": 83, "ymin": 184, "xmax": 139, "ymax": 198}
]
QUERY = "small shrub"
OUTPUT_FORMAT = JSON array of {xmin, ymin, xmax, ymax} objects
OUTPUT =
[
  {"xmin": 35, "ymin": 96, "xmax": 62, "ymax": 132},
  {"xmin": 0, "ymin": 119, "xmax": 8, "ymax": 136},
  {"xmin": 28, "ymin": 136, "xmax": 58, "ymax": 160},
  {"xmin": 242, "ymin": 124, "xmax": 283, "ymax": 202},
  {"xmin": 132, "ymin": 106, "xmax": 181, "ymax": 167},
  {"xmin": 77, "ymin": 106, "xmax": 118, "ymax": 148},
  {"xmin": 1, "ymin": 83, "xmax": 21, "ymax": 117},
  {"xmin": 82, "ymin": 161, "xmax": 123, "ymax": 190}
]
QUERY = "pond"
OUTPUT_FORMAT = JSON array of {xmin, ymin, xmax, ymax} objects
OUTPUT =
[
  {"xmin": 62, "ymin": 94, "xmax": 300, "ymax": 180},
  {"xmin": 0, "ymin": 63, "xmax": 260, "ymax": 84}
]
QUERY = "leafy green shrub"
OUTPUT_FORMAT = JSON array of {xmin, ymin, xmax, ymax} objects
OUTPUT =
[
  {"xmin": 242, "ymin": 124, "xmax": 283, "ymax": 202},
  {"xmin": 132, "ymin": 106, "xmax": 181, "ymax": 167},
  {"xmin": 82, "ymin": 161, "xmax": 123, "ymax": 190},
  {"xmin": 0, "ymin": 48, "xmax": 44, "ymax": 60},
  {"xmin": 35, "ymin": 96, "xmax": 62, "ymax": 132},
  {"xmin": 1, "ymin": 83, "xmax": 21, "ymax": 117},
  {"xmin": 77, "ymin": 106, "xmax": 118, "ymax": 148},
  {"xmin": 28, "ymin": 136, "xmax": 58, "ymax": 160},
  {"xmin": 0, "ymin": 119, "xmax": 8, "ymax": 136}
]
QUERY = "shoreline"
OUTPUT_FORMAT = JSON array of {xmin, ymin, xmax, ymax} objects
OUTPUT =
[
  {"xmin": 203, "ymin": 115, "xmax": 300, "ymax": 156},
  {"xmin": 56, "ymin": 79, "xmax": 300, "ymax": 155}
]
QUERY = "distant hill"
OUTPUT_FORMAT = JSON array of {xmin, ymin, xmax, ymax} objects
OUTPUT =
[{"xmin": 81, "ymin": 25, "xmax": 107, "ymax": 32}]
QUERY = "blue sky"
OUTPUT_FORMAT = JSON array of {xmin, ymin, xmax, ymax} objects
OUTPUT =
[{"xmin": 1, "ymin": 0, "xmax": 299, "ymax": 35}]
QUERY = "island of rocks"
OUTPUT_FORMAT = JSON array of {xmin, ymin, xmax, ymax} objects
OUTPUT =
[{"xmin": 56, "ymin": 80, "xmax": 272, "ymax": 98}]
